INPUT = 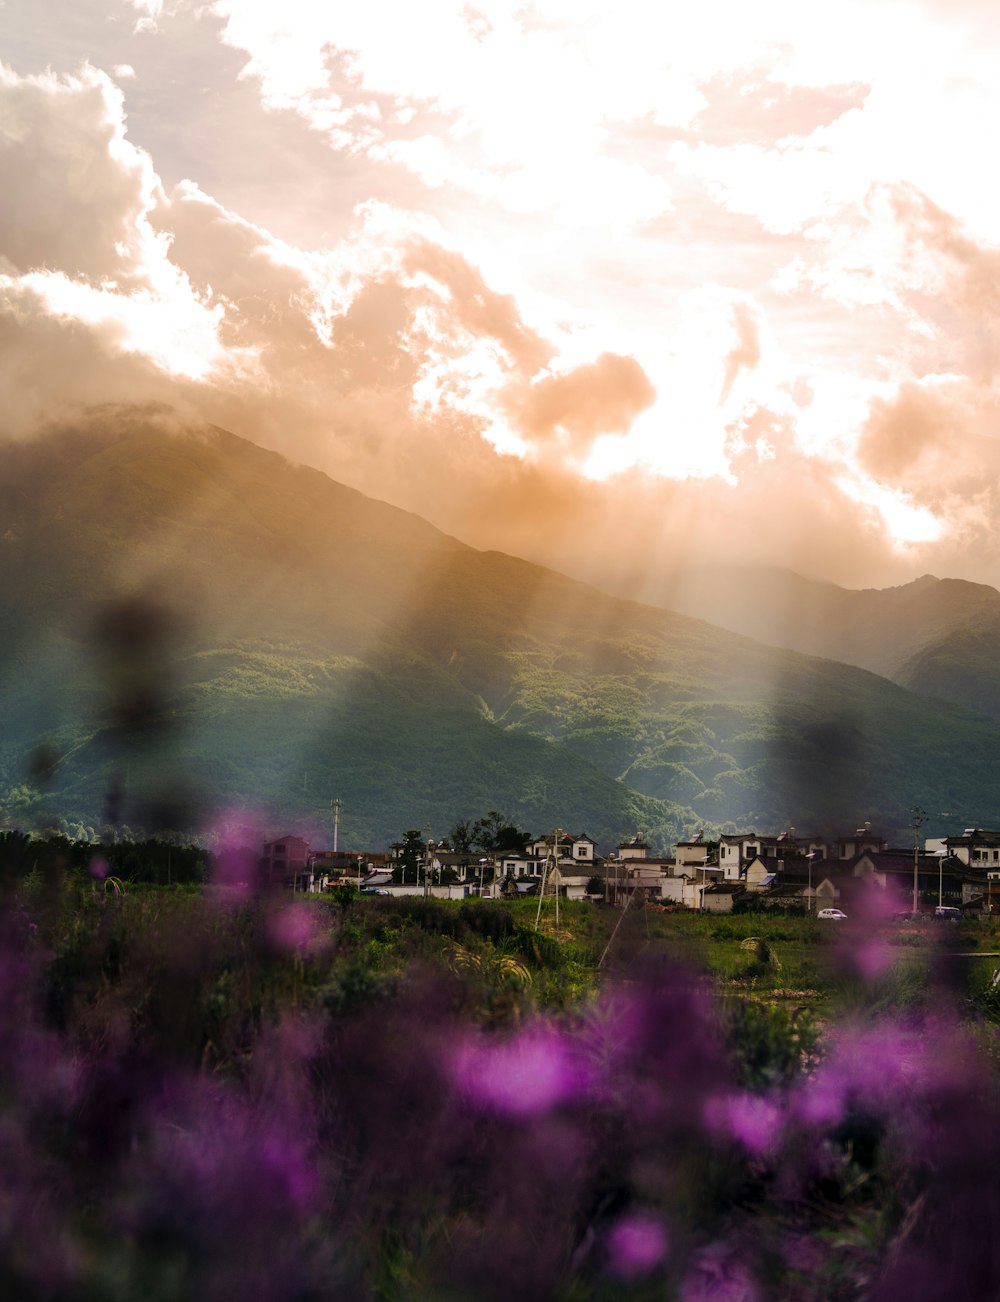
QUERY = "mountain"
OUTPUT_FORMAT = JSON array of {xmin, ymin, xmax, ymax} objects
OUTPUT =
[
  {"xmin": 658, "ymin": 565, "xmax": 1000, "ymax": 722},
  {"xmin": 4, "ymin": 406, "xmax": 1000, "ymax": 847}
]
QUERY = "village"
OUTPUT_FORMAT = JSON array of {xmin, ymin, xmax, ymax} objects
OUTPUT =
[{"xmin": 260, "ymin": 822, "xmax": 1000, "ymax": 916}]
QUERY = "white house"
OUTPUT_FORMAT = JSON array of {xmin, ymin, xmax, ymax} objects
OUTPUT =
[{"xmin": 526, "ymin": 832, "xmax": 597, "ymax": 864}]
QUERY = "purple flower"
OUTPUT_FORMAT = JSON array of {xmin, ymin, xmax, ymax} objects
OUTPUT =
[
  {"xmin": 606, "ymin": 1211, "xmax": 668, "ymax": 1281},
  {"xmin": 267, "ymin": 901, "xmax": 324, "ymax": 953},
  {"xmin": 450, "ymin": 1025, "xmax": 585, "ymax": 1116},
  {"xmin": 703, "ymin": 1090, "xmax": 783, "ymax": 1155},
  {"xmin": 205, "ymin": 808, "xmax": 268, "ymax": 901},
  {"xmin": 852, "ymin": 937, "xmax": 895, "ymax": 981}
]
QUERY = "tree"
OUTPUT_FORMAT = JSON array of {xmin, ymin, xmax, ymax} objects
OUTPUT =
[
  {"xmin": 448, "ymin": 821, "xmax": 474, "ymax": 853},
  {"xmin": 331, "ymin": 881, "xmax": 357, "ymax": 914},
  {"xmin": 586, "ymin": 875, "xmax": 604, "ymax": 897},
  {"xmin": 393, "ymin": 829, "xmax": 425, "ymax": 885},
  {"xmin": 470, "ymin": 811, "xmax": 531, "ymax": 855}
]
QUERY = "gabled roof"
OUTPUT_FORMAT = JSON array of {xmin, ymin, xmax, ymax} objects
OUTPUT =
[
  {"xmin": 946, "ymin": 829, "xmax": 1000, "ymax": 846},
  {"xmin": 764, "ymin": 883, "xmax": 808, "ymax": 899}
]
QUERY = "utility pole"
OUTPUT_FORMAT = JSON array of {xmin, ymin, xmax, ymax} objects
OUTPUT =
[
  {"xmin": 535, "ymin": 827, "xmax": 562, "ymax": 932},
  {"xmin": 912, "ymin": 806, "xmax": 924, "ymax": 915},
  {"xmin": 331, "ymin": 798, "xmax": 342, "ymax": 853},
  {"xmin": 938, "ymin": 854, "xmax": 944, "ymax": 910}
]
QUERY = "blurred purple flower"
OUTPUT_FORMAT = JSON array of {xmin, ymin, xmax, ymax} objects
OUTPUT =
[
  {"xmin": 141, "ymin": 1077, "xmax": 320, "ymax": 1224},
  {"xmin": 205, "ymin": 808, "xmax": 268, "ymax": 901},
  {"xmin": 267, "ymin": 901, "xmax": 324, "ymax": 953},
  {"xmin": 606, "ymin": 1210, "xmax": 668, "ymax": 1281},
  {"xmin": 703, "ymin": 1090, "xmax": 783, "ymax": 1155},
  {"xmin": 852, "ymin": 937, "xmax": 895, "ymax": 981},
  {"xmin": 450, "ymin": 1024, "xmax": 585, "ymax": 1116},
  {"xmin": 88, "ymin": 855, "xmax": 108, "ymax": 879}
]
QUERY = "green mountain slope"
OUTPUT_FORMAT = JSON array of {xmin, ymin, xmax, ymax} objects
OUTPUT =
[{"xmin": 4, "ymin": 407, "xmax": 1000, "ymax": 845}]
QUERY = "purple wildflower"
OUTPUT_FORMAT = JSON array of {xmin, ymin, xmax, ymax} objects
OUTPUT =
[
  {"xmin": 703, "ymin": 1089, "xmax": 783, "ymax": 1156},
  {"xmin": 450, "ymin": 1024, "xmax": 585, "ymax": 1116},
  {"xmin": 606, "ymin": 1210, "xmax": 669, "ymax": 1281}
]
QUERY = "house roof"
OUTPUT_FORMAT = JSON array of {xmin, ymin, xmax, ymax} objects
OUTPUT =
[
  {"xmin": 762, "ymin": 883, "xmax": 808, "ymax": 899},
  {"xmin": 856, "ymin": 851, "xmax": 965, "ymax": 876},
  {"xmin": 772, "ymin": 870, "xmax": 811, "ymax": 886}
]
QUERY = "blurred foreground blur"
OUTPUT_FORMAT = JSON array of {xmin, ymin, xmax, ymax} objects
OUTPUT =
[{"xmin": 2, "ymin": 833, "xmax": 1000, "ymax": 1299}]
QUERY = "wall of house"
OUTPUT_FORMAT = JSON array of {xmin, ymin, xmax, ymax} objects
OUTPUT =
[{"xmin": 703, "ymin": 892, "xmax": 736, "ymax": 913}]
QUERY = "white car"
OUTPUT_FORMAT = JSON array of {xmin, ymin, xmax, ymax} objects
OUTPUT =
[{"xmin": 817, "ymin": 908, "xmax": 847, "ymax": 920}]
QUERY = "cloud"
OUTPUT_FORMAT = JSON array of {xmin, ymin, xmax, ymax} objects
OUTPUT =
[
  {"xmin": 720, "ymin": 302, "xmax": 762, "ymax": 402},
  {"xmin": 858, "ymin": 381, "xmax": 962, "ymax": 484},
  {"xmin": 0, "ymin": 279, "xmax": 176, "ymax": 433},
  {"xmin": 888, "ymin": 185, "xmax": 1000, "ymax": 381},
  {"xmin": 682, "ymin": 70, "xmax": 870, "ymax": 147},
  {"xmin": 503, "ymin": 353, "xmax": 656, "ymax": 453},
  {"xmin": 0, "ymin": 62, "xmax": 161, "ymax": 282},
  {"xmin": 401, "ymin": 238, "xmax": 551, "ymax": 374},
  {"xmin": 858, "ymin": 377, "xmax": 1000, "ymax": 500},
  {"xmin": 5, "ymin": 7, "xmax": 1000, "ymax": 598}
]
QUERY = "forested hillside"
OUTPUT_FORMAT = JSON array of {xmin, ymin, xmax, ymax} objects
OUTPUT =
[{"xmin": 3, "ymin": 406, "xmax": 999, "ymax": 845}]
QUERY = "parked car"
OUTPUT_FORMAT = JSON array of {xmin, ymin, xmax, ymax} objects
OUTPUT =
[
  {"xmin": 933, "ymin": 905, "xmax": 962, "ymax": 921},
  {"xmin": 817, "ymin": 908, "xmax": 847, "ymax": 920}
]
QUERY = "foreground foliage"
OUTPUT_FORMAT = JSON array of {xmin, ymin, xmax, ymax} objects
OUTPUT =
[{"xmin": 3, "ymin": 852, "xmax": 1000, "ymax": 1298}]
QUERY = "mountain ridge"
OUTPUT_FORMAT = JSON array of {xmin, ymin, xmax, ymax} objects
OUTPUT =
[
  {"xmin": 654, "ymin": 562, "xmax": 1000, "ymax": 721},
  {"xmin": 4, "ymin": 407, "xmax": 1000, "ymax": 847}
]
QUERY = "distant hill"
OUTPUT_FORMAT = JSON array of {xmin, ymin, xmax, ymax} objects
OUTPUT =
[
  {"xmin": 4, "ymin": 406, "xmax": 1000, "ymax": 846},
  {"xmin": 659, "ymin": 564, "xmax": 1000, "ymax": 722}
]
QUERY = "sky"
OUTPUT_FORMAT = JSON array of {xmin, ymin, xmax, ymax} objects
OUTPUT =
[{"xmin": 3, "ymin": 0, "xmax": 1000, "ymax": 598}]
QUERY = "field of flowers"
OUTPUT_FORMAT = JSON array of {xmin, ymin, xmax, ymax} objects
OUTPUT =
[{"xmin": 3, "ymin": 838, "xmax": 1000, "ymax": 1299}]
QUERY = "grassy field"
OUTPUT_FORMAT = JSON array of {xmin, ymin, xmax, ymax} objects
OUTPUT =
[{"xmin": 515, "ymin": 896, "xmax": 1000, "ymax": 1011}]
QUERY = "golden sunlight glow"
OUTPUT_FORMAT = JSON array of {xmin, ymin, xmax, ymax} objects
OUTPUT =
[
  {"xmin": 12, "ymin": 271, "xmax": 232, "ymax": 381},
  {"xmin": 4, "ymin": 0, "xmax": 1000, "ymax": 578},
  {"xmin": 834, "ymin": 473, "xmax": 944, "ymax": 547}
]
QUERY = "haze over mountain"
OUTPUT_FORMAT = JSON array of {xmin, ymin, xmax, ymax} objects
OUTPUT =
[
  {"xmin": 660, "ymin": 565, "xmax": 1000, "ymax": 723},
  {"xmin": 4, "ymin": 409, "xmax": 1000, "ymax": 849}
]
